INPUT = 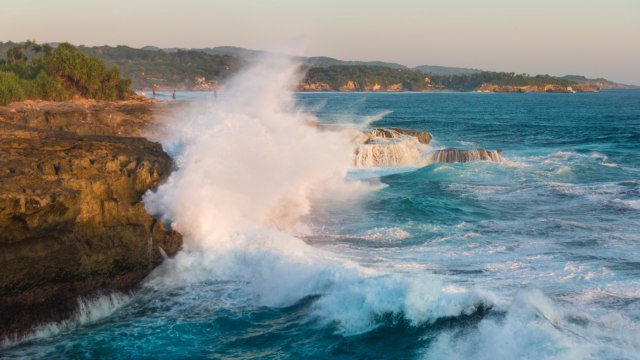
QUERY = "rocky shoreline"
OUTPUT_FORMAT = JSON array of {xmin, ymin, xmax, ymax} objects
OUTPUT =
[
  {"xmin": 0, "ymin": 100, "xmax": 183, "ymax": 341},
  {"xmin": 296, "ymin": 81, "xmax": 603, "ymax": 93}
]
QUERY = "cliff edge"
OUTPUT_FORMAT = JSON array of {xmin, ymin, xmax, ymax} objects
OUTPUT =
[{"xmin": 0, "ymin": 100, "xmax": 182, "ymax": 340}]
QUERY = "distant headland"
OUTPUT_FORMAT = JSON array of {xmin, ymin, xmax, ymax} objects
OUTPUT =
[{"xmin": 1, "ymin": 41, "xmax": 637, "ymax": 103}]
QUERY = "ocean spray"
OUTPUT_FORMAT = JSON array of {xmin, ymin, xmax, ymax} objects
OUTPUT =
[{"xmin": 142, "ymin": 54, "xmax": 495, "ymax": 332}]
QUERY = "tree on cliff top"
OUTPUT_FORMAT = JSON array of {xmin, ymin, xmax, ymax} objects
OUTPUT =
[{"xmin": 0, "ymin": 42, "xmax": 133, "ymax": 105}]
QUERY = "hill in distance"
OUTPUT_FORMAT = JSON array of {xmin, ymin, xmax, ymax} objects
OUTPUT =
[
  {"xmin": 1, "ymin": 42, "xmax": 635, "ymax": 92},
  {"xmin": 414, "ymin": 64, "xmax": 482, "ymax": 75}
]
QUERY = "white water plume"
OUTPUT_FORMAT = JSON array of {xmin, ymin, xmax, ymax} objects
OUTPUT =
[
  {"xmin": 145, "ymin": 53, "xmax": 369, "ymax": 249},
  {"xmin": 143, "ymin": 53, "xmax": 495, "ymax": 333}
]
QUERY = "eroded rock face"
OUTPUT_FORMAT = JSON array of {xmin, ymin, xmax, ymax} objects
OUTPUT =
[
  {"xmin": 0, "ymin": 100, "xmax": 182, "ymax": 339},
  {"xmin": 297, "ymin": 81, "xmax": 411, "ymax": 92},
  {"xmin": 429, "ymin": 148, "xmax": 504, "ymax": 163},
  {"xmin": 476, "ymin": 83, "xmax": 598, "ymax": 93},
  {"xmin": 364, "ymin": 128, "xmax": 433, "ymax": 145}
]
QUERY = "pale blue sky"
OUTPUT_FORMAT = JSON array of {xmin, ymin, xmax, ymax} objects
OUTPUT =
[{"xmin": 3, "ymin": 0, "xmax": 639, "ymax": 84}]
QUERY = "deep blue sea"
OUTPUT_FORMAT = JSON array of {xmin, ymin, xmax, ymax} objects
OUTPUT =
[{"xmin": 3, "ymin": 90, "xmax": 640, "ymax": 359}]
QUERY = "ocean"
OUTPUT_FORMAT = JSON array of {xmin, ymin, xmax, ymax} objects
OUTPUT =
[{"xmin": 3, "ymin": 66, "xmax": 640, "ymax": 359}]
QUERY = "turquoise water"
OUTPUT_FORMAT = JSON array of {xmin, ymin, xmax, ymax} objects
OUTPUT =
[{"xmin": 3, "ymin": 90, "xmax": 640, "ymax": 359}]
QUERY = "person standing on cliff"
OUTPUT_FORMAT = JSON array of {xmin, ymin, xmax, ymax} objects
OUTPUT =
[
  {"xmin": 152, "ymin": 84, "xmax": 157, "ymax": 97},
  {"xmin": 172, "ymin": 90, "xmax": 176, "ymax": 100}
]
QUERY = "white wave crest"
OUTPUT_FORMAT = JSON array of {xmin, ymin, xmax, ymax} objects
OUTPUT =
[{"xmin": 1, "ymin": 293, "xmax": 129, "ymax": 349}]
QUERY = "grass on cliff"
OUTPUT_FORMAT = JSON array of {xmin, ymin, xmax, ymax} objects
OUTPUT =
[{"xmin": 0, "ymin": 42, "xmax": 133, "ymax": 105}]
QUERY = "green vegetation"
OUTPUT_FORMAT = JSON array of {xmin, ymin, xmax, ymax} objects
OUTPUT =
[
  {"xmin": 303, "ymin": 66, "xmax": 576, "ymax": 91},
  {"xmin": 0, "ymin": 42, "xmax": 132, "ymax": 105},
  {"xmin": 304, "ymin": 66, "xmax": 428, "ymax": 90},
  {"xmin": 79, "ymin": 46, "xmax": 241, "ymax": 89},
  {"xmin": 429, "ymin": 72, "xmax": 576, "ymax": 91},
  {"xmin": 0, "ymin": 42, "xmax": 589, "ymax": 98},
  {"xmin": 414, "ymin": 65, "xmax": 481, "ymax": 76}
]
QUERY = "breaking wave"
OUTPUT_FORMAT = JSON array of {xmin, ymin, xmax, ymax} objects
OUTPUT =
[{"xmin": 141, "ymin": 53, "xmax": 498, "ymax": 336}]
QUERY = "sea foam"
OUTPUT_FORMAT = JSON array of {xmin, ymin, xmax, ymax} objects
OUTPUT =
[{"xmin": 142, "ymin": 53, "xmax": 496, "ymax": 335}]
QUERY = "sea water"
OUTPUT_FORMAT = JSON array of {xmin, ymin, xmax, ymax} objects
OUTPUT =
[{"xmin": 2, "ymin": 63, "xmax": 640, "ymax": 359}]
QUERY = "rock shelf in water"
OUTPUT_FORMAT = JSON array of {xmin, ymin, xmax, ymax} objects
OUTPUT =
[
  {"xmin": 429, "ymin": 148, "xmax": 504, "ymax": 163},
  {"xmin": 355, "ymin": 127, "xmax": 503, "ymax": 167}
]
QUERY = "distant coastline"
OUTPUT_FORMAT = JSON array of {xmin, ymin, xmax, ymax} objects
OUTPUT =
[{"xmin": 2, "ymin": 41, "xmax": 637, "ymax": 104}]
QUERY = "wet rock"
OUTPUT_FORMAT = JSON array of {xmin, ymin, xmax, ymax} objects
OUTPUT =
[
  {"xmin": 0, "ymin": 100, "xmax": 182, "ymax": 339},
  {"xmin": 363, "ymin": 128, "xmax": 432, "ymax": 144},
  {"xmin": 429, "ymin": 148, "xmax": 504, "ymax": 163}
]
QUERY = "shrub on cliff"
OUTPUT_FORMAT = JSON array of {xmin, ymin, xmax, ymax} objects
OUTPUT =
[
  {"xmin": 0, "ymin": 71, "xmax": 27, "ymax": 104},
  {"xmin": 0, "ymin": 42, "xmax": 133, "ymax": 105}
]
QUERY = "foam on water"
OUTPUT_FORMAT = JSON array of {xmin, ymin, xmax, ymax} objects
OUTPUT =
[
  {"xmin": 142, "ymin": 53, "xmax": 498, "ymax": 337},
  {"xmin": 1, "ymin": 293, "xmax": 130, "ymax": 349}
]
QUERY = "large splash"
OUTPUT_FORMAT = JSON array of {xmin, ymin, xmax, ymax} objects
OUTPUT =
[
  {"xmin": 144, "ymin": 54, "xmax": 367, "ymax": 247},
  {"xmin": 142, "ymin": 54, "xmax": 494, "ymax": 333}
]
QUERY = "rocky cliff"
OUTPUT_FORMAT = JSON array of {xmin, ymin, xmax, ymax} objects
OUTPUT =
[
  {"xmin": 297, "ymin": 81, "xmax": 405, "ymax": 92},
  {"xmin": 477, "ymin": 83, "xmax": 598, "ymax": 93},
  {"xmin": 0, "ymin": 100, "xmax": 182, "ymax": 340}
]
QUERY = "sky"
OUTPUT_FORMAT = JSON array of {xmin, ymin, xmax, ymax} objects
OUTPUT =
[{"xmin": 3, "ymin": 0, "xmax": 639, "ymax": 84}]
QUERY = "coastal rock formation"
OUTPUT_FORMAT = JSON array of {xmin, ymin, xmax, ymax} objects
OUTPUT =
[
  {"xmin": 297, "ymin": 81, "xmax": 408, "ymax": 92},
  {"xmin": 355, "ymin": 128, "xmax": 432, "ymax": 167},
  {"xmin": 364, "ymin": 128, "xmax": 433, "ymax": 144},
  {"xmin": 0, "ymin": 100, "xmax": 182, "ymax": 340},
  {"xmin": 297, "ymin": 82, "xmax": 333, "ymax": 91},
  {"xmin": 476, "ymin": 83, "xmax": 598, "ymax": 93},
  {"xmin": 339, "ymin": 80, "xmax": 359, "ymax": 91},
  {"xmin": 428, "ymin": 148, "xmax": 504, "ymax": 163},
  {"xmin": 355, "ymin": 128, "xmax": 504, "ymax": 167},
  {"xmin": 0, "ymin": 99, "xmax": 166, "ymax": 137}
]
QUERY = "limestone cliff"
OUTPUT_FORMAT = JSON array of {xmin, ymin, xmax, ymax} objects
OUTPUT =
[
  {"xmin": 477, "ymin": 83, "xmax": 598, "ymax": 93},
  {"xmin": 297, "ymin": 82, "xmax": 333, "ymax": 91},
  {"xmin": 297, "ymin": 81, "xmax": 406, "ymax": 92},
  {"xmin": 0, "ymin": 100, "xmax": 182, "ymax": 340}
]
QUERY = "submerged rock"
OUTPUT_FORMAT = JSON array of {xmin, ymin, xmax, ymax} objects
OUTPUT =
[
  {"xmin": 429, "ymin": 148, "xmax": 504, "ymax": 163},
  {"xmin": 0, "ymin": 100, "xmax": 182, "ymax": 340}
]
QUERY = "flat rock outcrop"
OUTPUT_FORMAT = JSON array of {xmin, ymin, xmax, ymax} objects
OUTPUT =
[
  {"xmin": 355, "ymin": 128, "xmax": 433, "ymax": 167},
  {"xmin": 429, "ymin": 148, "xmax": 504, "ymax": 163},
  {"xmin": 0, "ymin": 100, "xmax": 182, "ymax": 340},
  {"xmin": 476, "ymin": 83, "xmax": 598, "ymax": 93},
  {"xmin": 364, "ymin": 128, "xmax": 433, "ymax": 144}
]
